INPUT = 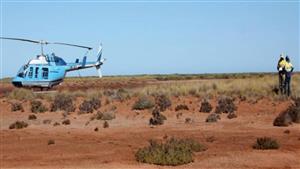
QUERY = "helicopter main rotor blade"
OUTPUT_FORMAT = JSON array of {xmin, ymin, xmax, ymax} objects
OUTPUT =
[
  {"xmin": 0, "ymin": 37, "xmax": 41, "ymax": 44},
  {"xmin": 53, "ymin": 42, "xmax": 92, "ymax": 50}
]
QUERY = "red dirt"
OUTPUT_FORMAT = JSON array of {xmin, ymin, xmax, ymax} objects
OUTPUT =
[{"xmin": 1, "ymin": 82, "xmax": 300, "ymax": 169}]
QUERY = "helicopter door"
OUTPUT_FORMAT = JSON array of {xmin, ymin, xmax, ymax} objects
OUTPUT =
[
  {"xmin": 28, "ymin": 67, "xmax": 33, "ymax": 78},
  {"xmin": 42, "ymin": 68, "xmax": 49, "ymax": 79},
  {"xmin": 35, "ymin": 67, "xmax": 39, "ymax": 78}
]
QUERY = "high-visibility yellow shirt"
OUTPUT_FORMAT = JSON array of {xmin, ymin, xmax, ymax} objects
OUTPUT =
[
  {"xmin": 285, "ymin": 62, "xmax": 293, "ymax": 72},
  {"xmin": 279, "ymin": 60, "xmax": 286, "ymax": 68}
]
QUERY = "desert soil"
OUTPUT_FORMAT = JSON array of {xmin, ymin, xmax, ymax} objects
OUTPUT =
[{"xmin": 0, "ymin": 80, "xmax": 300, "ymax": 169}]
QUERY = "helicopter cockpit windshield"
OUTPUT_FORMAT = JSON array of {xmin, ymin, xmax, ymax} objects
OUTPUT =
[
  {"xmin": 47, "ymin": 53, "xmax": 67, "ymax": 66},
  {"xmin": 17, "ymin": 64, "xmax": 29, "ymax": 78}
]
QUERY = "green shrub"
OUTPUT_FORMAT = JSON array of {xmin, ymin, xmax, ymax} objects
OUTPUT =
[
  {"xmin": 155, "ymin": 94, "xmax": 172, "ymax": 112},
  {"xmin": 11, "ymin": 102, "xmax": 24, "ymax": 112},
  {"xmin": 135, "ymin": 138, "xmax": 207, "ymax": 166},
  {"xmin": 132, "ymin": 96, "xmax": 154, "ymax": 110},
  {"xmin": 51, "ymin": 94, "xmax": 75, "ymax": 112},
  {"xmin": 9, "ymin": 121, "xmax": 28, "ymax": 129},
  {"xmin": 253, "ymin": 137, "xmax": 280, "ymax": 150},
  {"xmin": 31, "ymin": 100, "xmax": 48, "ymax": 113}
]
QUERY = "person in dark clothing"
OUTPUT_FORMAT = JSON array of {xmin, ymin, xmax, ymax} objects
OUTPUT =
[
  {"xmin": 277, "ymin": 55, "xmax": 286, "ymax": 94},
  {"xmin": 284, "ymin": 56, "xmax": 294, "ymax": 96}
]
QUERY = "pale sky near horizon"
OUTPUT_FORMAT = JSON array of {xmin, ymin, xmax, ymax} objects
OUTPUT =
[{"xmin": 0, "ymin": 0, "xmax": 299, "ymax": 78}]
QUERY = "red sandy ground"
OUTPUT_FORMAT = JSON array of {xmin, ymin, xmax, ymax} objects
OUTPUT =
[{"xmin": 0, "ymin": 82, "xmax": 300, "ymax": 169}]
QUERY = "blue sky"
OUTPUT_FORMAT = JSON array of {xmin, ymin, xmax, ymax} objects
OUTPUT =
[{"xmin": 0, "ymin": 1, "xmax": 299, "ymax": 78}]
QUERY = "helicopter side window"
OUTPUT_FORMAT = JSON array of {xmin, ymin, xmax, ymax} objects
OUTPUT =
[
  {"xmin": 42, "ymin": 68, "xmax": 49, "ymax": 79},
  {"xmin": 28, "ymin": 67, "xmax": 33, "ymax": 78},
  {"xmin": 35, "ymin": 67, "xmax": 39, "ymax": 78}
]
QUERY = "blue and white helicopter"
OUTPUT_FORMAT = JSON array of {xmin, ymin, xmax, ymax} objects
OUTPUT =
[{"xmin": 1, "ymin": 37, "xmax": 106, "ymax": 90}]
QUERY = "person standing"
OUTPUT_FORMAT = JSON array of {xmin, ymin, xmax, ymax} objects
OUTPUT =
[
  {"xmin": 277, "ymin": 54, "xmax": 286, "ymax": 94},
  {"xmin": 284, "ymin": 56, "xmax": 294, "ymax": 96}
]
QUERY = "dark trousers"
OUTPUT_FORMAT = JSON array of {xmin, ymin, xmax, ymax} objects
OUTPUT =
[
  {"xmin": 284, "ymin": 75, "xmax": 291, "ymax": 96},
  {"xmin": 278, "ymin": 72, "xmax": 285, "ymax": 94}
]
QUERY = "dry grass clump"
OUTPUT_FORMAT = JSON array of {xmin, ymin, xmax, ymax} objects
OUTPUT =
[
  {"xmin": 31, "ymin": 100, "xmax": 48, "ymax": 113},
  {"xmin": 92, "ymin": 111, "xmax": 116, "ymax": 121},
  {"xmin": 214, "ymin": 96, "xmax": 237, "ymax": 114},
  {"xmin": 8, "ymin": 88, "xmax": 34, "ymax": 100},
  {"xmin": 11, "ymin": 102, "xmax": 24, "ymax": 112},
  {"xmin": 9, "ymin": 121, "xmax": 28, "ymax": 129},
  {"xmin": 175, "ymin": 104, "xmax": 189, "ymax": 111},
  {"xmin": 199, "ymin": 99, "xmax": 212, "ymax": 113},
  {"xmin": 79, "ymin": 97, "xmax": 101, "ymax": 114},
  {"xmin": 51, "ymin": 93, "xmax": 75, "ymax": 112},
  {"xmin": 132, "ymin": 96, "xmax": 154, "ymax": 110},
  {"xmin": 206, "ymin": 113, "xmax": 220, "ymax": 123},
  {"xmin": 135, "ymin": 138, "xmax": 207, "ymax": 166},
  {"xmin": 155, "ymin": 94, "xmax": 172, "ymax": 111},
  {"xmin": 149, "ymin": 108, "xmax": 167, "ymax": 125},
  {"xmin": 253, "ymin": 137, "xmax": 279, "ymax": 150},
  {"xmin": 28, "ymin": 114, "xmax": 37, "ymax": 120}
]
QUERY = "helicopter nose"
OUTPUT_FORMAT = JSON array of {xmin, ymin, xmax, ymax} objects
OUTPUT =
[{"xmin": 12, "ymin": 81, "xmax": 23, "ymax": 87}]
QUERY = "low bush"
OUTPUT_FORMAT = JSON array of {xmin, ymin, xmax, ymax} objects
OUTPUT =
[
  {"xmin": 31, "ymin": 100, "xmax": 48, "ymax": 113},
  {"xmin": 48, "ymin": 139, "xmax": 55, "ymax": 145},
  {"xmin": 28, "ymin": 114, "xmax": 37, "ymax": 120},
  {"xmin": 9, "ymin": 121, "xmax": 28, "ymax": 129},
  {"xmin": 214, "ymin": 96, "xmax": 237, "ymax": 114},
  {"xmin": 175, "ymin": 104, "xmax": 189, "ymax": 111},
  {"xmin": 227, "ymin": 113, "xmax": 237, "ymax": 119},
  {"xmin": 206, "ymin": 113, "xmax": 220, "ymax": 123},
  {"xmin": 253, "ymin": 137, "xmax": 280, "ymax": 150},
  {"xmin": 103, "ymin": 121, "xmax": 109, "ymax": 128},
  {"xmin": 62, "ymin": 119, "xmax": 71, "ymax": 125},
  {"xmin": 155, "ymin": 94, "xmax": 172, "ymax": 112},
  {"xmin": 185, "ymin": 117, "xmax": 193, "ymax": 124},
  {"xmin": 53, "ymin": 122, "xmax": 60, "ymax": 126},
  {"xmin": 79, "ymin": 97, "xmax": 101, "ymax": 114},
  {"xmin": 135, "ymin": 138, "xmax": 207, "ymax": 166},
  {"xmin": 132, "ymin": 96, "xmax": 154, "ymax": 110},
  {"xmin": 199, "ymin": 100, "xmax": 212, "ymax": 113},
  {"xmin": 11, "ymin": 102, "xmax": 24, "ymax": 112},
  {"xmin": 273, "ymin": 101, "xmax": 300, "ymax": 126},
  {"xmin": 149, "ymin": 108, "xmax": 167, "ymax": 125},
  {"xmin": 43, "ymin": 119, "xmax": 52, "ymax": 124},
  {"xmin": 51, "ymin": 94, "xmax": 75, "ymax": 112}
]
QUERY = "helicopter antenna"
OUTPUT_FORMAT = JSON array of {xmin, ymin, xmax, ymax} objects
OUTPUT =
[{"xmin": 0, "ymin": 37, "xmax": 93, "ymax": 55}]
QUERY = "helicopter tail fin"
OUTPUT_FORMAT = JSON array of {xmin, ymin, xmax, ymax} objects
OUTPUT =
[
  {"xmin": 82, "ymin": 56, "xmax": 87, "ymax": 67},
  {"xmin": 96, "ymin": 44, "xmax": 103, "ymax": 62}
]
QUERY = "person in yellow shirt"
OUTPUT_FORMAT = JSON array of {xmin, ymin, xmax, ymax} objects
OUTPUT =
[
  {"xmin": 277, "ymin": 54, "xmax": 286, "ymax": 94},
  {"xmin": 284, "ymin": 56, "xmax": 294, "ymax": 96}
]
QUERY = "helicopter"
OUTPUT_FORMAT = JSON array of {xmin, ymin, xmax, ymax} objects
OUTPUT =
[{"xmin": 1, "ymin": 37, "xmax": 106, "ymax": 90}]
